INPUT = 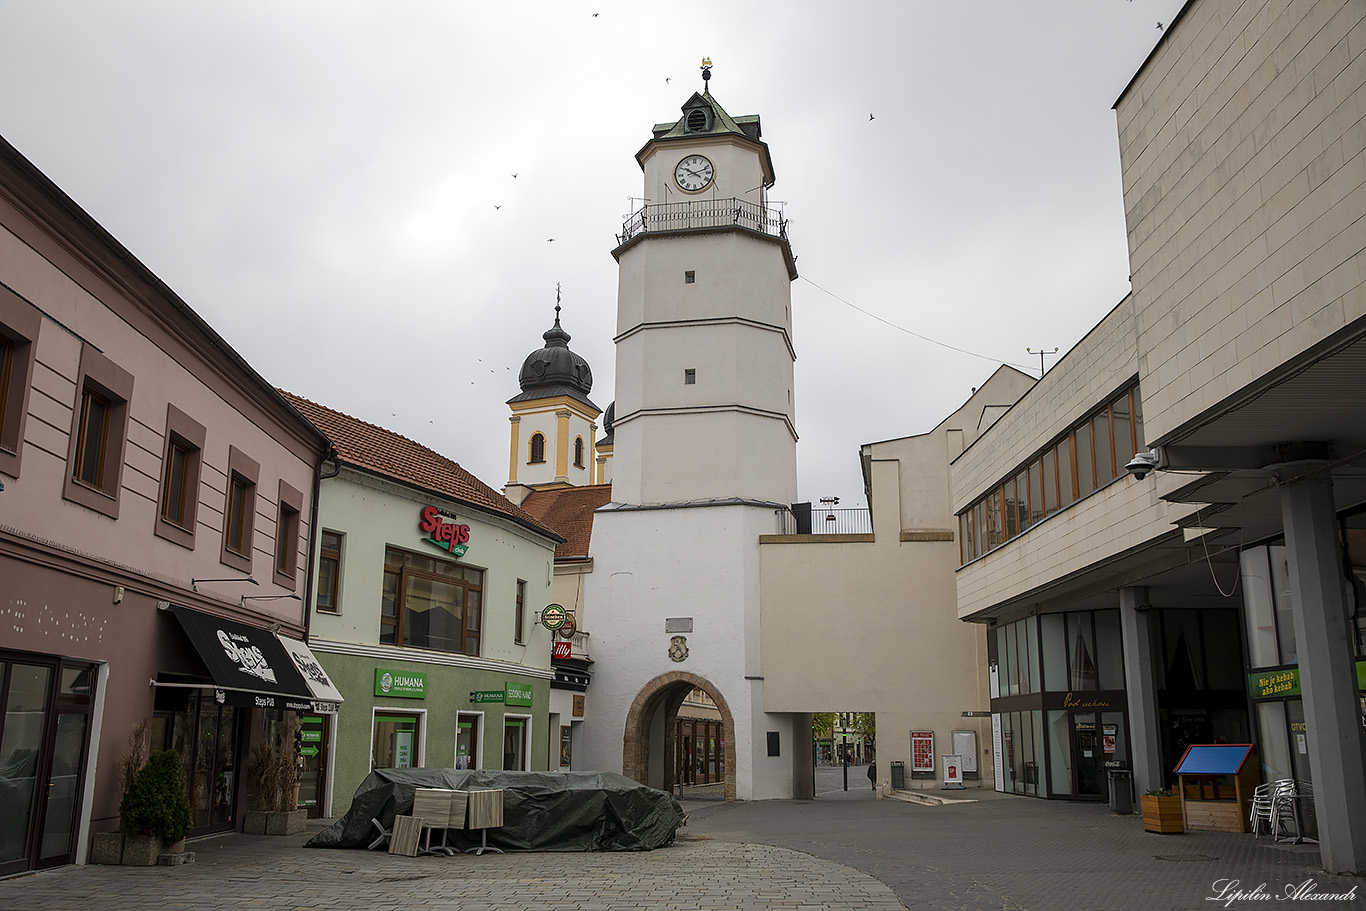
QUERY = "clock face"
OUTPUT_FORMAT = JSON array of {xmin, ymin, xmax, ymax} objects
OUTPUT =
[{"xmin": 674, "ymin": 154, "xmax": 714, "ymax": 192}]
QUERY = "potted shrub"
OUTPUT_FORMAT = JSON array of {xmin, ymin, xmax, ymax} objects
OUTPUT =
[
  {"xmin": 1140, "ymin": 787, "xmax": 1185, "ymax": 834},
  {"xmin": 90, "ymin": 721, "xmax": 148, "ymax": 864},
  {"xmin": 244, "ymin": 716, "xmax": 307, "ymax": 835},
  {"xmin": 119, "ymin": 749, "xmax": 193, "ymax": 864}
]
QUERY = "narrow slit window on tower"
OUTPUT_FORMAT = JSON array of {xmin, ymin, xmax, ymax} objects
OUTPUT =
[
  {"xmin": 684, "ymin": 369, "xmax": 696, "ymax": 385},
  {"xmin": 684, "ymin": 270, "xmax": 695, "ymax": 284}
]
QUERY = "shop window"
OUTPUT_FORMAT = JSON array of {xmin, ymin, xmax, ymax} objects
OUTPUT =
[
  {"xmin": 317, "ymin": 531, "xmax": 343, "ymax": 614},
  {"xmin": 1046, "ymin": 709, "xmax": 1072, "ymax": 796},
  {"xmin": 1068, "ymin": 612, "xmax": 1098, "ymax": 690},
  {"xmin": 372, "ymin": 713, "xmax": 421, "ymax": 769},
  {"xmin": 1094, "ymin": 610, "xmax": 1125, "ymax": 690},
  {"xmin": 1040, "ymin": 613, "xmax": 1067, "ymax": 691},
  {"xmin": 0, "ymin": 287, "xmax": 40, "ymax": 480},
  {"xmin": 503, "ymin": 717, "xmax": 528, "ymax": 770},
  {"xmin": 573, "ymin": 436, "xmax": 585, "ymax": 469},
  {"xmin": 514, "ymin": 579, "xmax": 526, "ymax": 644},
  {"xmin": 1024, "ymin": 617, "xmax": 1040, "ymax": 693},
  {"xmin": 220, "ymin": 447, "xmax": 260, "ymax": 573},
  {"xmin": 379, "ymin": 546, "xmax": 483, "ymax": 656},
  {"xmin": 63, "ymin": 345, "xmax": 133, "ymax": 519},
  {"xmin": 529, "ymin": 432, "xmax": 546, "ymax": 464},
  {"xmin": 273, "ymin": 480, "xmax": 304, "ymax": 588},
  {"xmin": 456, "ymin": 714, "xmax": 480, "ymax": 769},
  {"xmin": 155, "ymin": 405, "xmax": 206, "ymax": 549},
  {"xmin": 1162, "ymin": 610, "xmax": 1205, "ymax": 691}
]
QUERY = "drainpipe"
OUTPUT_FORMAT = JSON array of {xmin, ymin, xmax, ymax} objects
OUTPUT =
[{"xmin": 302, "ymin": 446, "xmax": 341, "ymax": 642}]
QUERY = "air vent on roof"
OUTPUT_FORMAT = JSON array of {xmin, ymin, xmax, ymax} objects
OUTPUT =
[{"xmin": 686, "ymin": 109, "xmax": 707, "ymax": 132}]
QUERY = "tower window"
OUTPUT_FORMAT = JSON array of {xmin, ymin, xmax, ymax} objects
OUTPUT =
[
  {"xmin": 685, "ymin": 271, "xmax": 695, "ymax": 284},
  {"xmin": 529, "ymin": 432, "xmax": 546, "ymax": 464},
  {"xmin": 574, "ymin": 436, "xmax": 585, "ymax": 468},
  {"xmin": 686, "ymin": 109, "xmax": 708, "ymax": 132},
  {"xmin": 684, "ymin": 369, "xmax": 696, "ymax": 385}
]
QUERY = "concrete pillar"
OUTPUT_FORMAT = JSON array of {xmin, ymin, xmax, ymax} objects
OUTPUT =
[
  {"xmin": 792, "ymin": 713, "xmax": 815, "ymax": 799},
  {"xmin": 1278, "ymin": 470, "xmax": 1366, "ymax": 874},
  {"xmin": 1119, "ymin": 586, "xmax": 1164, "ymax": 794}
]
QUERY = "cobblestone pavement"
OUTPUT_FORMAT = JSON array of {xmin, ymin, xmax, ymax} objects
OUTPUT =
[
  {"xmin": 0, "ymin": 787, "xmax": 1358, "ymax": 911},
  {"xmin": 684, "ymin": 789, "xmax": 1357, "ymax": 911}
]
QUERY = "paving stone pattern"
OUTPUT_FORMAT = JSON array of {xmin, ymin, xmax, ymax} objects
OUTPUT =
[{"xmin": 0, "ymin": 788, "xmax": 1356, "ymax": 911}]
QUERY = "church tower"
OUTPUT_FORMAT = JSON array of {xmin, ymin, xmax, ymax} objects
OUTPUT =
[
  {"xmin": 579, "ymin": 63, "xmax": 808, "ymax": 801},
  {"xmin": 503, "ymin": 301, "xmax": 601, "ymax": 507}
]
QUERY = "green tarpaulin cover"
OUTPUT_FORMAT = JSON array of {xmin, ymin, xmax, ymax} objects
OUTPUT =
[{"xmin": 306, "ymin": 768, "xmax": 685, "ymax": 852}]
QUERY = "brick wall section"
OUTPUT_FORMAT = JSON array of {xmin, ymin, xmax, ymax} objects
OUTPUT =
[{"xmin": 1119, "ymin": 0, "xmax": 1366, "ymax": 444}]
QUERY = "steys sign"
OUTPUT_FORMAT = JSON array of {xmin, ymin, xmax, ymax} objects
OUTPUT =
[{"xmin": 374, "ymin": 668, "xmax": 427, "ymax": 699}]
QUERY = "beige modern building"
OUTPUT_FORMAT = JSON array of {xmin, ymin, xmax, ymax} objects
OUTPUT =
[
  {"xmin": 951, "ymin": 0, "xmax": 1366, "ymax": 874},
  {"xmin": 761, "ymin": 367, "xmax": 1035, "ymax": 792}
]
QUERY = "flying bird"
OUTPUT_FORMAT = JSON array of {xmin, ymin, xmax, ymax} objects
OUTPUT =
[
  {"xmin": 547, "ymin": 238, "xmax": 556, "ymax": 242},
  {"xmin": 494, "ymin": 205, "xmax": 502, "ymax": 209},
  {"xmin": 511, "ymin": 172, "xmax": 518, "ymax": 178},
  {"xmin": 1156, "ymin": 21, "xmax": 1164, "ymax": 30},
  {"xmin": 666, "ymin": 77, "xmax": 671, "ymax": 83},
  {"xmin": 869, "ymin": 114, "xmax": 875, "ymax": 121}
]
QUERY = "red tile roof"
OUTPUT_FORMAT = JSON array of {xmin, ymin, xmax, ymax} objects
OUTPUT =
[
  {"xmin": 280, "ymin": 390, "xmax": 562, "ymax": 542},
  {"xmin": 519, "ymin": 484, "xmax": 613, "ymax": 560}
]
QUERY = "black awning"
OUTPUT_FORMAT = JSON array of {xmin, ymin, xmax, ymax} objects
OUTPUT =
[{"xmin": 166, "ymin": 604, "xmax": 315, "ymax": 711}]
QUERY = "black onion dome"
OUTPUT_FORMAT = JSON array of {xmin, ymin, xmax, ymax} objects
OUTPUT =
[
  {"xmin": 509, "ymin": 309, "xmax": 599, "ymax": 411},
  {"xmin": 597, "ymin": 401, "xmax": 615, "ymax": 447}
]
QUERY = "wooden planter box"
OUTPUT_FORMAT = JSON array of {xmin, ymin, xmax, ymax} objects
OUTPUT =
[
  {"xmin": 1141, "ymin": 795, "xmax": 1185, "ymax": 834},
  {"xmin": 244, "ymin": 809, "xmax": 309, "ymax": 836}
]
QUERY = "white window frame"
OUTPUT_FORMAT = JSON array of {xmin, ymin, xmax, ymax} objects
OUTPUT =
[
  {"xmin": 368, "ymin": 707, "xmax": 428, "ymax": 770},
  {"xmin": 455, "ymin": 710, "xmax": 485, "ymax": 770},
  {"xmin": 503, "ymin": 713, "xmax": 532, "ymax": 771}
]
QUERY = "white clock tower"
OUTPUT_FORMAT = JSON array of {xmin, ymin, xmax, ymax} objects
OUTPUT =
[{"xmin": 580, "ymin": 63, "xmax": 808, "ymax": 801}]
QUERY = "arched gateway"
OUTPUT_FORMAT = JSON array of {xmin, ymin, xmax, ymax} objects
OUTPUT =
[{"xmin": 622, "ymin": 671, "xmax": 737, "ymax": 802}]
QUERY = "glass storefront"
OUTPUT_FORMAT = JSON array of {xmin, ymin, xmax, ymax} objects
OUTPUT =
[
  {"xmin": 990, "ymin": 611, "xmax": 1129, "ymax": 799},
  {"xmin": 154, "ymin": 687, "xmax": 240, "ymax": 834}
]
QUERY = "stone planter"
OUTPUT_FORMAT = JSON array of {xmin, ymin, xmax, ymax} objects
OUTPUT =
[
  {"xmin": 244, "ymin": 809, "xmax": 308, "ymax": 836},
  {"xmin": 1141, "ymin": 794, "xmax": 1185, "ymax": 834},
  {"xmin": 92, "ymin": 832, "xmax": 188, "ymax": 865},
  {"xmin": 89, "ymin": 831, "xmax": 125, "ymax": 865}
]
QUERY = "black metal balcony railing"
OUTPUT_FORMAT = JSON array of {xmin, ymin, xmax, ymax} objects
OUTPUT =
[
  {"xmin": 775, "ymin": 506, "xmax": 873, "ymax": 536},
  {"xmin": 617, "ymin": 197, "xmax": 789, "ymax": 246}
]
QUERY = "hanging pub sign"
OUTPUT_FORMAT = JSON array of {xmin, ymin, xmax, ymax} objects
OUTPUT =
[
  {"xmin": 541, "ymin": 604, "xmax": 567, "ymax": 631},
  {"xmin": 552, "ymin": 641, "xmax": 572, "ymax": 660},
  {"xmin": 558, "ymin": 612, "xmax": 576, "ymax": 639},
  {"xmin": 419, "ymin": 505, "xmax": 471, "ymax": 557}
]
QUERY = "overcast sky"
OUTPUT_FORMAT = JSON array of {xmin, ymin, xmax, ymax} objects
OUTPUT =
[{"xmin": 1, "ymin": 1, "xmax": 1188, "ymax": 510}]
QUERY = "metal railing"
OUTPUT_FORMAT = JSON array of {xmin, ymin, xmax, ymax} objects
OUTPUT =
[
  {"xmin": 617, "ymin": 197, "xmax": 789, "ymax": 246},
  {"xmin": 775, "ymin": 506, "xmax": 873, "ymax": 536}
]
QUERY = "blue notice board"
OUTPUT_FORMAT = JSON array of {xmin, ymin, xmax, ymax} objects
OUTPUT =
[{"xmin": 1173, "ymin": 743, "xmax": 1256, "ymax": 775}]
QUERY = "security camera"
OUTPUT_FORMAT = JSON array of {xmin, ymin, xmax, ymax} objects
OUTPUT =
[{"xmin": 1125, "ymin": 449, "xmax": 1162, "ymax": 480}]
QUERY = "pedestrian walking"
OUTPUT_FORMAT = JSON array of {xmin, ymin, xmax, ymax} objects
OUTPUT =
[{"xmin": 867, "ymin": 760, "xmax": 877, "ymax": 791}]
